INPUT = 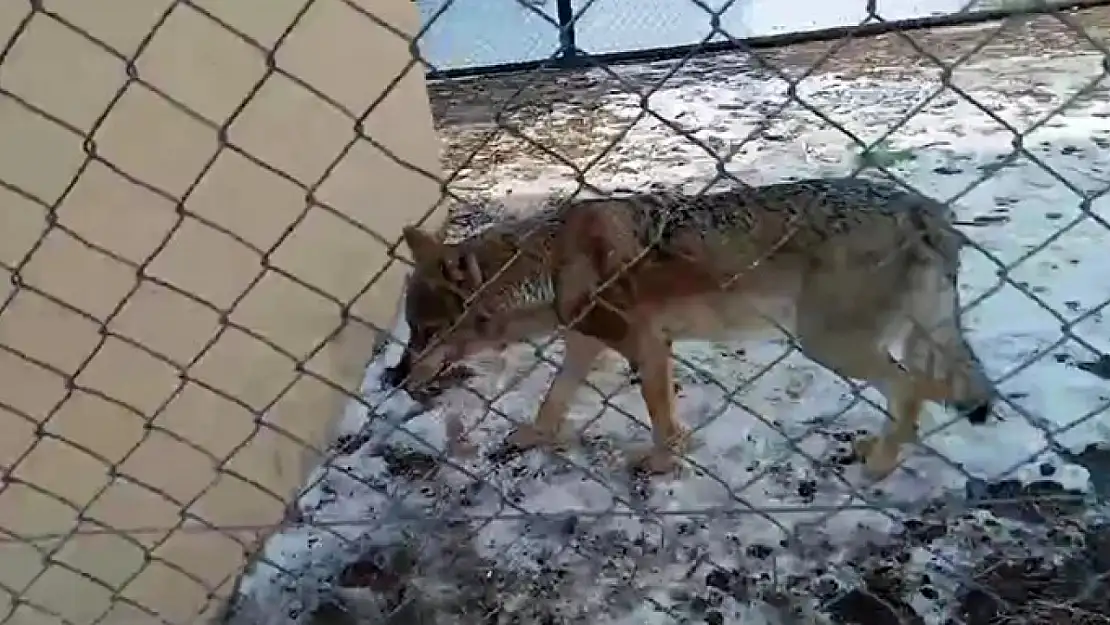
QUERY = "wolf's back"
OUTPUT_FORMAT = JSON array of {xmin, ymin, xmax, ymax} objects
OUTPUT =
[{"xmin": 443, "ymin": 178, "xmax": 963, "ymax": 319}]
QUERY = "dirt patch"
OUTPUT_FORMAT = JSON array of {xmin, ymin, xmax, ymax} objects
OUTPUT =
[{"xmin": 281, "ymin": 436, "xmax": 1106, "ymax": 625}]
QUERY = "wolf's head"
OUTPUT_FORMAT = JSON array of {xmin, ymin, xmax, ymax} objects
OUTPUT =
[{"xmin": 382, "ymin": 226, "xmax": 505, "ymax": 393}]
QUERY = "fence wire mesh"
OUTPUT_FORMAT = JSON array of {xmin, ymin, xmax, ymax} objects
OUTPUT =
[{"xmin": 3, "ymin": 0, "xmax": 1110, "ymax": 624}]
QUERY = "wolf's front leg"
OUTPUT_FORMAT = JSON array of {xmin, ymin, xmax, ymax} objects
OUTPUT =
[
  {"xmin": 506, "ymin": 332, "xmax": 604, "ymax": 451},
  {"xmin": 625, "ymin": 332, "xmax": 690, "ymax": 474}
]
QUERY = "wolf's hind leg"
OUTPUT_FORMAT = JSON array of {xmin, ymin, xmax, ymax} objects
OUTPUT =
[
  {"xmin": 901, "ymin": 271, "xmax": 995, "ymax": 424},
  {"xmin": 797, "ymin": 322, "xmax": 926, "ymax": 479},
  {"xmin": 851, "ymin": 368, "xmax": 927, "ymax": 479},
  {"xmin": 506, "ymin": 331, "xmax": 604, "ymax": 451}
]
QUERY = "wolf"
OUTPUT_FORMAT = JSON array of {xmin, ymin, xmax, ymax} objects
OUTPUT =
[{"xmin": 382, "ymin": 177, "xmax": 995, "ymax": 478}]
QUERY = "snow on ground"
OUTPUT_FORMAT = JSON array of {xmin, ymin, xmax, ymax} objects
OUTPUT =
[{"xmin": 228, "ymin": 52, "xmax": 1110, "ymax": 624}]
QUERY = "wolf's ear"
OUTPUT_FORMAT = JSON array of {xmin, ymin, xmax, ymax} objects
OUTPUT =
[{"xmin": 402, "ymin": 226, "xmax": 443, "ymax": 265}]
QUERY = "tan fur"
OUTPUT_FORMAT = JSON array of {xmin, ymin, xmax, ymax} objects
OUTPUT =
[{"xmin": 388, "ymin": 178, "xmax": 994, "ymax": 479}]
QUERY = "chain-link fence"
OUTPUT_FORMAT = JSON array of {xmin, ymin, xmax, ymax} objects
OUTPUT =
[
  {"xmin": 4, "ymin": 0, "xmax": 1110, "ymax": 624},
  {"xmin": 417, "ymin": 0, "xmax": 1099, "ymax": 74}
]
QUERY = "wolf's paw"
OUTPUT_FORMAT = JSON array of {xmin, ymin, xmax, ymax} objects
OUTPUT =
[
  {"xmin": 629, "ymin": 427, "xmax": 691, "ymax": 475},
  {"xmin": 853, "ymin": 434, "xmax": 901, "ymax": 480},
  {"xmin": 629, "ymin": 449, "xmax": 680, "ymax": 475},
  {"xmin": 504, "ymin": 424, "xmax": 568, "ymax": 452}
]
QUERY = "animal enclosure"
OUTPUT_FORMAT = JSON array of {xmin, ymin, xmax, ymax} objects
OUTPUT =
[{"xmin": 3, "ymin": 0, "xmax": 1110, "ymax": 624}]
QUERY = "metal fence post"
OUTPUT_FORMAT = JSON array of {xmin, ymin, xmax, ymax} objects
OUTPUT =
[{"xmin": 555, "ymin": 0, "xmax": 578, "ymax": 66}]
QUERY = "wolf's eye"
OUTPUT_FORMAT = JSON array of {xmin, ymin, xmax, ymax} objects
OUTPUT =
[
  {"xmin": 424, "ymin": 322, "xmax": 448, "ymax": 340},
  {"xmin": 438, "ymin": 259, "xmax": 473, "ymax": 297},
  {"xmin": 410, "ymin": 321, "xmax": 442, "ymax": 348},
  {"xmin": 473, "ymin": 313, "xmax": 493, "ymax": 335}
]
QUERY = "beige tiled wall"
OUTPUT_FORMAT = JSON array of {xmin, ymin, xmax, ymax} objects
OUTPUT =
[{"xmin": 0, "ymin": 0, "xmax": 444, "ymax": 623}]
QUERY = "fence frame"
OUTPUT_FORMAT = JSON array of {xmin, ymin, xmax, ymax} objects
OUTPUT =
[{"xmin": 426, "ymin": 0, "xmax": 1109, "ymax": 80}]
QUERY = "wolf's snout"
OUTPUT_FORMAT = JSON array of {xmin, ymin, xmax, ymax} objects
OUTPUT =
[
  {"xmin": 952, "ymin": 399, "xmax": 992, "ymax": 425},
  {"xmin": 382, "ymin": 357, "xmax": 411, "ymax": 388}
]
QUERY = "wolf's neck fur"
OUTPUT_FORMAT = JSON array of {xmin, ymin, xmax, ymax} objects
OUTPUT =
[
  {"xmin": 458, "ymin": 186, "xmax": 767, "ymax": 322},
  {"xmin": 462, "ymin": 211, "xmax": 564, "ymax": 318},
  {"xmin": 494, "ymin": 271, "xmax": 557, "ymax": 315}
]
